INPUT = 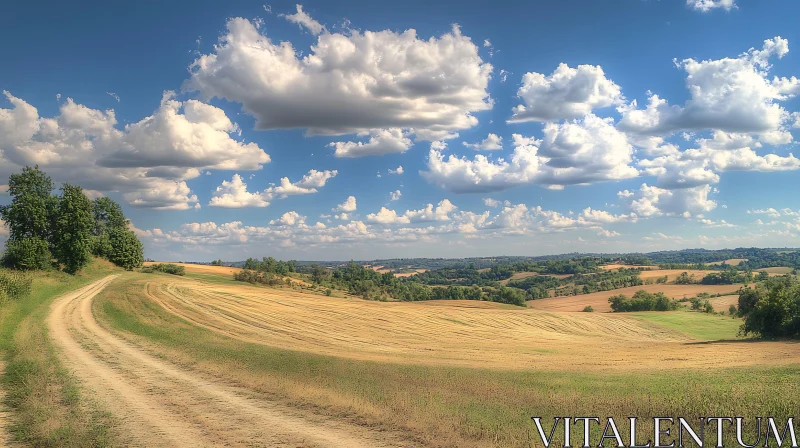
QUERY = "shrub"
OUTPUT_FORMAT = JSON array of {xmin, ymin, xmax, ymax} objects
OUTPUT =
[
  {"xmin": 728, "ymin": 304, "xmax": 737, "ymax": 315},
  {"xmin": 582, "ymin": 306, "xmax": 594, "ymax": 312},
  {"xmin": 1, "ymin": 237, "xmax": 52, "ymax": 271},
  {"xmin": 325, "ymin": 288, "xmax": 332, "ymax": 296},
  {"xmin": 142, "ymin": 263, "xmax": 185, "ymax": 276},
  {"xmin": 609, "ymin": 290, "xmax": 679, "ymax": 312},
  {"xmin": 0, "ymin": 270, "xmax": 32, "ymax": 303}
]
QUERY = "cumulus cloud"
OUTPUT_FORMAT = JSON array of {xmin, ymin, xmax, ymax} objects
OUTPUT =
[
  {"xmin": 388, "ymin": 166, "xmax": 404, "ymax": 175},
  {"xmin": 510, "ymin": 63, "xmax": 623, "ymax": 122},
  {"xmin": 618, "ymin": 37, "xmax": 799, "ymax": 137},
  {"xmin": 423, "ymin": 114, "xmax": 636, "ymax": 193},
  {"xmin": 747, "ymin": 208, "xmax": 781, "ymax": 218},
  {"xmin": 208, "ymin": 169, "xmax": 336, "ymax": 208},
  {"xmin": 625, "ymin": 183, "xmax": 717, "ymax": 218},
  {"xmin": 186, "ymin": 17, "xmax": 492, "ymax": 139},
  {"xmin": 687, "ymin": 0, "xmax": 737, "ymax": 12},
  {"xmin": 389, "ymin": 190, "xmax": 402, "ymax": 201},
  {"xmin": 333, "ymin": 196, "xmax": 357, "ymax": 212},
  {"xmin": 329, "ymin": 128, "xmax": 412, "ymax": 158},
  {"xmin": 367, "ymin": 199, "xmax": 457, "ymax": 225},
  {"xmin": 209, "ymin": 174, "xmax": 270, "ymax": 208},
  {"xmin": 0, "ymin": 91, "xmax": 269, "ymax": 210},
  {"xmin": 462, "ymin": 133, "xmax": 503, "ymax": 150},
  {"xmin": 270, "ymin": 211, "xmax": 306, "ymax": 226}
]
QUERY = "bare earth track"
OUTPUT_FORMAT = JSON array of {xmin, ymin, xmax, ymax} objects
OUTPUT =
[{"xmin": 49, "ymin": 276, "xmax": 412, "ymax": 448}]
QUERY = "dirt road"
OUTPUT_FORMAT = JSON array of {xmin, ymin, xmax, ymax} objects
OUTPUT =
[{"xmin": 49, "ymin": 276, "xmax": 413, "ymax": 447}]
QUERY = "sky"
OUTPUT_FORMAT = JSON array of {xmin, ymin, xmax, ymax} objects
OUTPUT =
[{"xmin": 2, "ymin": 0, "xmax": 800, "ymax": 261}]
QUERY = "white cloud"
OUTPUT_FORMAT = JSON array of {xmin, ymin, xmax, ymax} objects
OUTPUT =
[
  {"xmin": 265, "ymin": 169, "xmax": 338, "ymax": 198},
  {"xmin": 625, "ymin": 183, "xmax": 717, "ymax": 218},
  {"xmin": 699, "ymin": 218, "xmax": 735, "ymax": 227},
  {"xmin": 208, "ymin": 169, "xmax": 336, "ymax": 208},
  {"xmin": 209, "ymin": 174, "xmax": 270, "ymax": 208},
  {"xmin": 334, "ymin": 196, "xmax": 357, "ymax": 212},
  {"xmin": 510, "ymin": 63, "xmax": 623, "ymax": 122},
  {"xmin": 366, "ymin": 207, "xmax": 410, "ymax": 224},
  {"xmin": 0, "ymin": 92, "xmax": 270, "ymax": 210},
  {"xmin": 389, "ymin": 190, "xmax": 402, "ymax": 201},
  {"xmin": 186, "ymin": 18, "xmax": 492, "ymax": 139},
  {"xmin": 329, "ymin": 128, "xmax": 413, "ymax": 158},
  {"xmin": 279, "ymin": 4, "xmax": 326, "ymax": 35},
  {"xmin": 388, "ymin": 166, "xmax": 404, "ymax": 175},
  {"xmin": 618, "ymin": 37, "xmax": 799, "ymax": 137},
  {"xmin": 404, "ymin": 199, "xmax": 457, "ymax": 222},
  {"xmin": 106, "ymin": 92, "xmax": 120, "ymax": 102},
  {"xmin": 270, "ymin": 211, "xmax": 306, "ymax": 226},
  {"xmin": 687, "ymin": 0, "xmax": 737, "ymax": 12},
  {"xmin": 747, "ymin": 208, "xmax": 781, "ymax": 218},
  {"xmin": 424, "ymin": 114, "xmax": 636, "ymax": 193},
  {"xmin": 462, "ymin": 133, "xmax": 503, "ymax": 151}
]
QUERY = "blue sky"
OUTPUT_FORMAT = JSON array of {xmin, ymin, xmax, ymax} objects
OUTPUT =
[{"xmin": 2, "ymin": 0, "xmax": 800, "ymax": 261}]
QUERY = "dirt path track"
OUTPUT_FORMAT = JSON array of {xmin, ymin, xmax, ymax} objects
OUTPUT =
[{"xmin": 49, "ymin": 276, "xmax": 412, "ymax": 447}]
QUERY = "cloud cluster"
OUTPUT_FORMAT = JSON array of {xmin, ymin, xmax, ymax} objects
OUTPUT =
[
  {"xmin": 510, "ymin": 63, "xmax": 623, "ymax": 122},
  {"xmin": 687, "ymin": 0, "xmax": 737, "ymax": 12},
  {"xmin": 186, "ymin": 16, "xmax": 493, "ymax": 140},
  {"xmin": 0, "ymin": 91, "xmax": 269, "ymax": 210},
  {"xmin": 208, "ymin": 169, "xmax": 337, "ymax": 208}
]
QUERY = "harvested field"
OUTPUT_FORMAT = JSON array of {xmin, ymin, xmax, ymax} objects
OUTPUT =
[
  {"xmin": 757, "ymin": 266, "xmax": 794, "ymax": 274},
  {"xmin": 498, "ymin": 271, "xmax": 572, "ymax": 284},
  {"xmin": 638, "ymin": 269, "xmax": 710, "ymax": 282},
  {"xmin": 601, "ymin": 264, "xmax": 659, "ymax": 270},
  {"xmin": 527, "ymin": 283, "xmax": 744, "ymax": 313},
  {"xmin": 708, "ymin": 258, "xmax": 748, "ymax": 266},
  {"xmin": 143, "ymin": 261, "xmax": 242, "ymax": 276},
  {"xmin": 140, "ymin": 277, "xmax": 800, "ymax": 372}
]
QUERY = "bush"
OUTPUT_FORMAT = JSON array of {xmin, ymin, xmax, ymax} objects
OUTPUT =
[
  {"xmin": 1, "ymin": 237, "xmax": 52, "ymax": 271},
  {"xmin": 325, "ymin": 288, "xmax": 332, "ymax": 296},
  {"xmin": 729, "ymin": 304, "xmax": 737, "ymax": 315},
  {"xmin": 582, "ymin": 306, "xmax": 594, "ymax": 312},
  {"xmin": 0, "ymin": 270, "xmax": 32, "ymax": 303},
  {"xmin": 609, "ymin": 290, "xmax": 679, "ymax": 312},
  {"xmin": 107, "ymin": 228, "xmax": 144, "ymax": 271},
  {"xmin": 738, "ymin": 278, "xmax": 800, "ymax": 338},
  {"xmin": 142, "ymin": 263, "xmax": 185, "ymax": 276}
]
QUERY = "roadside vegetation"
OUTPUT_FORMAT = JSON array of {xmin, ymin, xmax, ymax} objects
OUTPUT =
[
  {"xmin": 141, "ymin": 263, "xmax": 186, "ymax": 276},
  {"xmin": 0, "ymin": 259, "xmax": 117, "ymax": 446}
]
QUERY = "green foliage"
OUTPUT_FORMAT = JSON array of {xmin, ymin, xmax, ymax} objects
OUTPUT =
[
  {"xmin": 0, "ymin": 167, "xmax": 144, "ymax": 274},
  {"xmin": 0, "ymin": 166, "xmax": 56, "ymax": 243},
  {"xmin": 1, "ymin": 237, "xmax": 52, "ymax": 270},
  {"xmin": 107, "ymin": 228, "xmax": 144, "ymax": 270},
  {"xmin": 674, "ymin": 272, "xmax": 699, "ymax": 285},
  {"xmin": 243, "ymin": 256, "xmax": 296, "ymax": 275},
  {"xmin": 141, "ymin": 263, "xmax": 185, "ymax": 276},
  {"xmin": 210, "ymin": 259, "xmax": 223, "ymax": 266},
  {"xmin": 53, "ymin": 184, "xmax": 95, "ymax": 274},
  {"xmin": 729, "ymin": 305, "xmax": 737, "ymax": 315},
  {"xmin": 700, "ymin": 269, "xmax": 751, "ymax": 285},
  {"xmin": 738, "ymin": 277, "xmax": 800, "ymax": 338},
  {"xmin": 582, "ymin": 306, "xmax": 594, "ymax": 312},
  {"xmin": 609, "ymin": 290, "xmax": 679, "ymax": 312},
  {"xmin": 233, "ymin": 269, "xmax": 283, "ymax": 286}
]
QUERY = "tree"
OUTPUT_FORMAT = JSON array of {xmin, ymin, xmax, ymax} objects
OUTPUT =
[
  {"xmin": 107, "ymin": 228, "xmax": 144, "ymax": 271},
  {"xmin": 92, "ymin": 197, "xmax": 128, "ymax": 257},
  {"xmin": 0, "ymin": 166, "xmax": 56, "ymax": 269},
  {"xmin": 54, "ymin": 184, "xmax": 95, "ymax": 273}
]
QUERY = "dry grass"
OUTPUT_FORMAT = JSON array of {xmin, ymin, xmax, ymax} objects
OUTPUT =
[
  {"xmin": 708, "ymin": 258, "xmax": 748, "ymax": 266},
  {"xmin": 600, "ymin": 264, "xmax": 659, "ymax": 270},
  {"xmin": 138, "ymin": 277, "xmax": 800, "ymax": 372},
  {"xmin": 96, "ymin": 275, "xmax": 800, "ymax": 448},
  {"xmin": 638, "ymin": 269, "xmax": 711, "ymax": 282},
  {"xmin": 527, "ymin": 283, "xmax": 744, "ymax": 313},
  {"xmin": 143, "ymin": 262, "xmax": 242, "ymax": 276},
  {"xmin": 757, "ymin": 266, "xmax": 794, "ymax": 274}
]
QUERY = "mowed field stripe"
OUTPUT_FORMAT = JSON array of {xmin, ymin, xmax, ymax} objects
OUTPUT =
[{"xmin": 142, "ymin": 277, "xmax": 800, "ymax": 371}]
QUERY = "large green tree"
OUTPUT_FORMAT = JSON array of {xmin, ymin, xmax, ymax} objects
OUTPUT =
[
  {"xmin": 91, "ymin": 196, "xmax": 129, "ymax": 257},
  {"xmin": 53, "ymin": 184, "xmax": 95, "ymax": 274},
  {"xmin": 0, "ymin": 166, "xmax": 56, "ymax": 270},
  {"xmin": 107, "ymin": 227, "xmax": 144, "ymax": 271}
]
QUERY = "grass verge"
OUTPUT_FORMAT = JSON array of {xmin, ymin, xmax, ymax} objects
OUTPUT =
[
  {"xmin": 629, "ymin": 310, "xmax": 742, "ymax": 340},
  {"xmin": 96, "ymin": 275, "xmax": 800, "ymax": 447},
  {"xmin": 0, "ymin": 259, "xmax": 117, "ymax": 447}
]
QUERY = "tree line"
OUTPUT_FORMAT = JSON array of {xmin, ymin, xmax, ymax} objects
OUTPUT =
[
  {"xmin": 738, "ymin": 276, "xmax": 800, "ymax": 338},
  {"xmin": 0, "ymin": 166, "xmax": 143, "ymax": 273}
]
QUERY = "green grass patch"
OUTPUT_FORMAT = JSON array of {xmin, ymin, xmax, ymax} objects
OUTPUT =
[
  {"xmin": 96, "ymin": 275, "xmax": 800, "ymax": 447},
  {"xmin": 0, "ymin": 259, "xmax": 117, "ymax": 447},
  {"xmin": 629, "ymin": 310, "xmax": 742, "ymax": 340}
]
